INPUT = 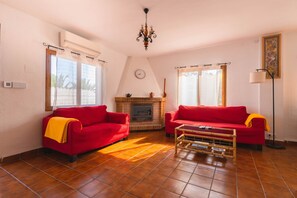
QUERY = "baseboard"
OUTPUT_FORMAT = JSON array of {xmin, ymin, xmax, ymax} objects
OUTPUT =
[
  {"xmin": 265, "ymin": 139, "xmax": 297, "ymax": 145},
  {"xmin": 0, "ymin": 148, "xmax": 43, "ymax": 164}
]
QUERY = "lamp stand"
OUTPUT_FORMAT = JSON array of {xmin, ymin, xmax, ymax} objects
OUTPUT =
[{"xmin": 257, "ymin": 69, "xmax": 285, "ymax": 149}]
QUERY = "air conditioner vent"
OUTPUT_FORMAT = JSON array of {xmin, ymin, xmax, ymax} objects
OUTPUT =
[{"xmin": 60, "ymin": 31, "xmax": 101, "ymax": 57}]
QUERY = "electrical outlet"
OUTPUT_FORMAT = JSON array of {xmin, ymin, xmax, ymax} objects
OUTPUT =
[
  {"xmin": 265, "ymin": 133, "xmax": 271, "ymax": 140},
  {"xmin": 3, "ymin": 81, "xmax": 12, "ymax": 88}
]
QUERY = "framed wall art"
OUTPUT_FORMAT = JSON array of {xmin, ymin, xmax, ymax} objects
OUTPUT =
[{"xmin": 262, "ymin": 34, "xmax": 281, "ymax": 79}]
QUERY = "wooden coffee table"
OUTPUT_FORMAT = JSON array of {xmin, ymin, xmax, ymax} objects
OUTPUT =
[{"xmin": 175, "ymin": 124, "xmax": 237, "ymax": 164}]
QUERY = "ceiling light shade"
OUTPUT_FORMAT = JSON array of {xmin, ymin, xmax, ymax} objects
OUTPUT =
[
  {"xmin": 136, "ymin": 8, "xmax": 157, "ymax": 50},
  {"xmin": 249, "ymin": 71, "xmax": 266, "ymax": 83}
]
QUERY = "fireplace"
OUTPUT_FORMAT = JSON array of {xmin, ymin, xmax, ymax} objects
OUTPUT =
[
  {"xmin": 115, "ymin": 97, "xmax": 166, "ymax": 131},
  {"xmin": 131, "ymin": 104, "xmax": 153, "ymax": 122}
]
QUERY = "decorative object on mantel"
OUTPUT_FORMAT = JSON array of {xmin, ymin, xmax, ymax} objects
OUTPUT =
[
  {"xmin": 163, "ymin": 78, "xmax": 167, "ymax": 98},
  {"xmin": 126, "ymin": 93, "xmax": 132, "ymax": 97},
  {"xmin": 136, "ymin": 8, "xmax": 157, "ymax": 50},
  {"xmin": 262, "ymin": 34, "xmax": 281, "ymax": 79},
  {"xmin": 250, "ymin": 68, "xmax": 285, "ymax": 149},
  {"xmin": 149, "ymin": 92, "xmax": 154, "ymax": 98}
]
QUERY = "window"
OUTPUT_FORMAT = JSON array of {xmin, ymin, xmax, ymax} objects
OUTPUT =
[
  {"xmin": 45, "ymin": 49, "xmax": 102, "ymax": 111},
  {"xmin": 178, "ymin": 65, "xmax": 226, "ymax": 106}
]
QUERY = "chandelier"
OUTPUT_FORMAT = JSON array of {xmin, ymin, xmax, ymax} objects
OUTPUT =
[{"xmin": 136, "ymin": 8, "xmax": 157, "ymax": 50}]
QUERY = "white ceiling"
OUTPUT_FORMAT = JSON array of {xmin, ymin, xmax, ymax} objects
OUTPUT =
[{"xmin": 1, "ymin": 0, "xmax": 297, "ymax": 57}]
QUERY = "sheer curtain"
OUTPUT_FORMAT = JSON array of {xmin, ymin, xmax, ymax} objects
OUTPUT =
[
  {"xmin": 178, "ymin": 66, "xmax": 223, "ymax": 106},
  {"xmin": 178, "ymin": 70, "xmax": 199, "ymax": 105},
  {"xmin": 200, "ymin": 69, "xmax": 222, "ymax": 106}
]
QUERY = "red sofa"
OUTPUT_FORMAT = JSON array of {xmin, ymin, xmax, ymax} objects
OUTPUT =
[
  {"xmin": 165, "ymin": 105, "xmax": 266, "ymax": 149},
  {"xmin": 42, "ymin": 105, "xmax": 129, "ymax": 161}
]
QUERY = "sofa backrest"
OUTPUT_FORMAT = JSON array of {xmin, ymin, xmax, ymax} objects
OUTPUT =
[
  {"xmin": 178, "ymin": 105, "xmax": 248, "ymax": 124},
  {"xmin": 53, "ymin": 105, "xmax": 107, "ymax": 126}
]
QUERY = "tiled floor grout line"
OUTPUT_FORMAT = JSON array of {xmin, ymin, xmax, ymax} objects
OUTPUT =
[
  {"xmin": 70, "ymin": 142, "xmax": 174, "ymax": 197},
  {"xmin": 78, "ymin": 142, "xmax": 170, "ymax": 197},
  {"xmin": 100, "ymin": 137, "xmax": 170, "ymax": 165},
  {"xmin": 150, "ymin": 154, "xmax": 182, "ymax": 197},
  {"xmin": 2, "ymin": 158, "xmax": 62, "ymax": 196},
  {"xmin": 93, "ymin": 139, "xmax": 176, "ymax": 197},
  {"xmin": 235, "ymin": 160, "xmax": 238, "ymax": 198},
  {"xmin": 269, "ymin": 155, "xmax": 296, "ymax": 197},
  {"xmin": 208, "ymin": 160, "xmax": 236, "ymax": 198},
  {"xmin": 207, "ymin": 165, "xmax": 217, "ymax": 198},
  {"xmin": 2, "ymin": 132, "xmax": 295, "ymax": 197},
  {"xmin": 21, "ymin": 158, "xmax": 86, "ymax": 197},
  {"xmin": 19, "ymin": 141, "xmax": 159, "ymax": 197},
  {"xmin": 177, "ymin": 152, "xmax": 199, "ymax": 198},
  {"xmin": 169, "ymin": 149, "xmax": 239, "ymax": 198},
  {"xmin": 119, "ymin": 145, "xmax": 175, "ymax": 197},
  {"xmin": 251, "ymin": 151, "xmax": 267, "ymax": 198},
  {"xmin": 2, "ymin": 142, "xmax": 174, "ymax": 198},
  {"xmin": 20, "ymin": 142, "xmax": 161, "ymax": 198},
  {"xmin": 0, "ymin": 166, "xmax": 41, "ymax": 198},
  {"xmin": 129, "ymin": 145, "xmax": 177, "ymax": 197}
]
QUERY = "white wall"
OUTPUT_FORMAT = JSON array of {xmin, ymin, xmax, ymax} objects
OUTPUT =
[
  {"xmin": 282, "ymin": 31, "xmax": 297, "ymax": 141},
  {"xmin": 0, "ymin": 3, "xmax": 127, "ymax": 158},
  {"xmin": 100, "ymin": 45, "xmax": 127, "ymax": 111},
  {"xmin": 257, "ymin": 31, "xmax": 297, "ymax": 141},
  {"xmin": 149, "ymin": 34, "xmax": 297, "ymax": 142},
  {"xmin": 116, "ymin": 57, "xmax": 162, "ymax": 97},
  {"xmin": 149, "ymin": 38, "xmax": 261, "ymax": 113}
]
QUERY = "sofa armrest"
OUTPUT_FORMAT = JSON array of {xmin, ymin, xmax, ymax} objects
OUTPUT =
[
  {"xmin": 165, "ymin": 111, "xmax": 178, "ymax": 123},
  {"xmin": 250, "ymin": 118, "xmax": 266, "ymax": 130},
  {"xmin": 42, "ymin": 114, "xmax": 54, "ymax": 135},
  {"xmin": 107, "ymin": 112, "xmax": 130, "ymax": 124},
  {"xmin": 42, "ymin": 115, "xmax": 82, "ymax": 136},
  {"xmin": 67, "ymin": 120, "xmax": 83, "ymax": 133}
]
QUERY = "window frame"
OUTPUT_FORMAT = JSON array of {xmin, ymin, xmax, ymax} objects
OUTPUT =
[
  {"xmin": 45, "ymin": 48, "xmax": 56, "ymax": 111},
  {"xmin": 177, "ymin": 65, "xmax": 227, "ymax": 107},
  {"xmin": 45, "ymin": 48, "xmax": 101, "ymax": 111}
]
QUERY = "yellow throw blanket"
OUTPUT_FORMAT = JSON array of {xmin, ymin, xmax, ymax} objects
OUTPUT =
[
  {"xmin": 44, "ymin": 117, "xmax": 79, "ymax": 143},
  {"xmin": 245, "ymin": 113, "xmax": 270, "ymax": 132}
]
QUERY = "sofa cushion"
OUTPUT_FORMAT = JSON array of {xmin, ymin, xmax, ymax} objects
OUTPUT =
[
  {"xmin": 53, "ymin": 105, "xmax": 107, "ymax": 126},
  {"xmin": 178, "ymin": 105, "xmax": 248, "ymax": 124},
  {"xmin": 82, "ymin": 123, "xmax": 129, "ymax": 134}
]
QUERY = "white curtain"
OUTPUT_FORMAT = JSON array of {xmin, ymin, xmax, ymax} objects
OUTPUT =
[
  {"xmin": 178, "ymin": 66, "xmax": 222, "ymax": 106},
  {"xmin": 200, "ymin": 69, "xmax": 222, "ymax": 106},
  {"xmin": 178, "ymin": 71, "xmax": 199, "ymax": 105}
]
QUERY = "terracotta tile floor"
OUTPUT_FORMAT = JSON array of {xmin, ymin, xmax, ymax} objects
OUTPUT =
[{"xmin": 1, "ymin": 130, "xmax": 297, "ymax": 197}]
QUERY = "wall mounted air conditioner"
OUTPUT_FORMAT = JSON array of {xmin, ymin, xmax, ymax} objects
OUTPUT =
[{"xmin": 60, "ymin": 31, "xmax": 101, "ymax": 57}]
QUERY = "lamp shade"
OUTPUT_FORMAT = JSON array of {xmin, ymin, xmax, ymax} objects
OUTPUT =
[{"xmin": 249, "ymin": 71, "xmax": 266, "ymax": 83}]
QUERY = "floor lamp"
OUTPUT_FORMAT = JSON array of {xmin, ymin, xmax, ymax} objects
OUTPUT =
[{"xmin": 249, "ymin": 69, "xmax": 285, "ymax": 149}]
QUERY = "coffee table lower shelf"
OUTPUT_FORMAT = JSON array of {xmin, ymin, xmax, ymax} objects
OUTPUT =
[{"xmin": 175, "ymin": 125, "xmax": 236, "ymax": 164}]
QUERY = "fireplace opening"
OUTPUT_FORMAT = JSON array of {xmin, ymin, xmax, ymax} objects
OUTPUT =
[{"xmin": 131, "ymin": 104, "xmax": 153, "ymax": 122}]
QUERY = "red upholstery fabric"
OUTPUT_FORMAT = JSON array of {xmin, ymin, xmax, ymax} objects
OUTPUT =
[
  {"xmin": 165, "ymin": 105, "xmax": 265, "ymax": 145},
  {"xmin": 178, "ymin": 105, "xmax": 248, "ymax": 124},
  {"xmin": 107, "ymin": 112, "xmax": 130, "ymax": 124},
  {"xmin": 42, "ymin": 106, "xmax": 129, "ymax": 157},
  {"xmin": 53, "ymin": 105, "xmax": 107, "ymax": 126}
]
